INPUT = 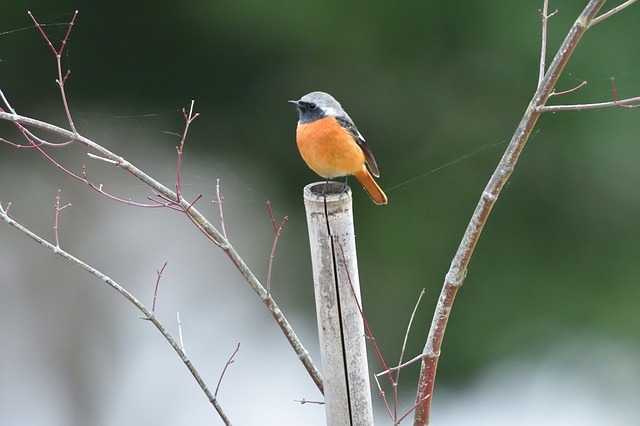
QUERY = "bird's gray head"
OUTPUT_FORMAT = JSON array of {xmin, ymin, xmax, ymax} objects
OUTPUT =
[{"xmin": 288, "ymin": 91, "xmax": 350, "ymax": 124}]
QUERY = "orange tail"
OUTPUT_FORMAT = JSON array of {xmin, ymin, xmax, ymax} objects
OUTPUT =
[{"xmin": 354, "ymin": 168, "xmax": 388, "ymax": 205}]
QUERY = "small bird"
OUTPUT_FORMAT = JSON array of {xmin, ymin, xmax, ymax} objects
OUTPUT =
[{"xmin": 289, "ymin": 91, "xmax": 388, "ymax": 205}]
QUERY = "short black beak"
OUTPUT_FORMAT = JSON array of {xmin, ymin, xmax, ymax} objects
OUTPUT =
[{"xmin": 288, "ymin": 99, "xmax": 301, "ymax": 107}]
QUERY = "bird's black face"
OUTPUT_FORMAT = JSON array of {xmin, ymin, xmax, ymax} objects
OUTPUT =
[{"xmin": 289, "ymin": 99, "xmax": 326, "ymax": 124}]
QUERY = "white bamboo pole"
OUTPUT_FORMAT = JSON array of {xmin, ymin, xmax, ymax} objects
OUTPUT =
[{"xmin": 303, "ymin": 181, "xmax": 374, "ymax": 426}]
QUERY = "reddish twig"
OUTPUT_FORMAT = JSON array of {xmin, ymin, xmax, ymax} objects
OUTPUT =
[
  {"xmin": 3, "ymin": 75, "xmax": 165, "ymax": 209},
  {"xmin": 0, "ymin": 202, "xmax": 11, "ymax": 215},
  {"xmin": 338, "ymin": 243, "xmax": 429, "ymax": 424},
  {"xmin": 184, "ymin": 194, "xmax": 203, "ymax": 213},
  {"xmin": 81, "ymin": 165, "xmax": 167, "ymax": 208},
  {"xmin": 28, "ymin": 11, "xmax": 79, "ymax": 134},
  {"xmin": 1, "ymin": 88, "xmax": 75, "ymax": 150},
  {"xmin": 152, "ymin": 261, "xmax": 168, "ymax": 313},
  {"xmin": 1, "ymin": 88, "xmax": 73, "ymax": 148},
  {"xmin": 214, "ymin": 179, "xmax": 228, "ymax": 240},
  {"xmin": 214, "ymin": 343, "xmax": 241, "ymax": 398},
  {"xmin": 27, "ymin": 11, "xmax": 76, "ymax": 57},
  {"xmin": 336, "ymin": 243, "xmax": 400, "ymax": 421},
  {"xmin": 53, "ymin": 189, "xmax": 71, "ymax": 248},
  {"xmin": 265, "ymin": 201, "xmax": 288, "ymax": 296},
  {"xmin": 148, "ymin": 192, "xmax": 188, "ymax": 211},
  {"xmin": 611, "ymin": 77, "xmax": 640, "ymax": 109},
  {"xmin": 175, "ymin": 100, "xmax": 199, "ymax": 203},
  {"xmin": 0, "ymin": 89, "xmax": 74, "ymax": 149}
]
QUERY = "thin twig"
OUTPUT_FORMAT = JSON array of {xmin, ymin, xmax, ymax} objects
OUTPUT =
[
  {"xmin": 294, "ymin": 398, "xmax": 325, "ymax": 405},
  {"xmin": 537, "ymin": 95, "xmax": 640, "ymax": 111},
  {"xmin": 549, "ymin": 80, "xmax": 588, "ymax": 97},
  {"xmin": 337, "ymin": 244, "xmax": 391, "ymax": 380},
  {"xmin": 591, "ymin": 0, "xmax": 638, "ymax": 26},
  {"xmin": 214, "ymin": 178, "xmax": 228, "ymax": 240},
  {"xmin": 215, "ymin": 343, "xmax": 241, "ymax": 398},
  {"xmin": 396, "ymin": 289, "xmax": 425, "ymax": 381},
  {"xmin": 377, "ymin": 352, "xmax": 425, "ymax": 378},
  {"xmin": 610, "ymin": 77, "xmax": 640, "ymax": 108},
  {"xmin": 266, "ymin": 201, "xmax": 288, "ymax": 296},
  {"xmin": 152, "ymin": 261, "xmax": 168, "ymax": 313},
  {"xmin": 53, "ymin": 189, "xmax": 71, "ymax": 249},
  {"xmin": 0, "ymin": 88, "xmax": 15, "ymax": 112},
  {"xmin": 175, "ymin": 101, "xmax": 199, "ymax": 203},
  {"xmin": 87, "ymin": 152, "xmax": 120, "ymax": 165},
  {"xmin": 538, "ymin": 0, "xmax": 558, "ymax": 88},
  {"xmin": 177, "ymin": 311, "xmax": 186, "ymax": 355},
  {"xmin": 82, "ymin": 165, "xmax": 166, "ymax": 208},
  {"xmin": 393, "ymin": 288, "xmax": 425, "ymax": 420},
  {"xmin": 0, "ymin": 100, "xmax": 75, "ymax": 148},
  {"xmin": 372, "ymin": 374, "xmax": 394, "ymax": 421},
  {"xmin": 28, "ymin": 11, "xmax": 79, "ymax": 134}
]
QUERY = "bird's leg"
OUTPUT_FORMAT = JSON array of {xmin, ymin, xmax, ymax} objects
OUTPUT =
[
  {"xmin": 340, "ymin": 176, "xmax": 349, "ymax": 194},
  {"xmin": 318, "ymin": 178, "xmax": 329, "ymax": 201}
]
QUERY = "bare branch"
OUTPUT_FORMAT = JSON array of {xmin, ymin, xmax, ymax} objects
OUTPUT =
[
  {"xmin": 3, "ymin": 11, "xmax": 326, "ymax": 405},
  {"xmin": 0, "ymin": 110, "xmax": 324, "ymax": 395},
  {"xmin": 0, "ymin": 204, "xmax": 230, "ymax": 424},
  {"xmin": 414, "ymin": 1, "xmax": 613, "ymax": 424}
]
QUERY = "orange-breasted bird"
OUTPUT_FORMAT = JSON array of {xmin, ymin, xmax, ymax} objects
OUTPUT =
[{"xmin": 289, "ymin": 91, "xmax": 388, "ymax": 205}]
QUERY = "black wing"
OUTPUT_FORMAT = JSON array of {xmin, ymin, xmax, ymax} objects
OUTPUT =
[{"xmin": 336, "ymin": 116, "xmax": 380, "ymax": 177}]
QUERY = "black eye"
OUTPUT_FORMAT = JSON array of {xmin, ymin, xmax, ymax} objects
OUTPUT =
[{"xmin": 307, "ymin": 102, "xmax": 317, "ymax": 110}]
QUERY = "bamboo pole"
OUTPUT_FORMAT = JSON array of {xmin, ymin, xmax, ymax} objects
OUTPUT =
[{"xmin": 303, "ymin": 181, "xmax": 374, "ymax": 426}]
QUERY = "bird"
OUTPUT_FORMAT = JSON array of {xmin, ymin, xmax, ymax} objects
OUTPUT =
[{"xmin": 289, "ymin": 91, "xmax": 388, "ymax": 205}]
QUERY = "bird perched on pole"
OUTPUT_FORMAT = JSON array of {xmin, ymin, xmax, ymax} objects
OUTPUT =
[{"xmin": 289, "ymin": 91, "xmax": 388, "ymax": 205}]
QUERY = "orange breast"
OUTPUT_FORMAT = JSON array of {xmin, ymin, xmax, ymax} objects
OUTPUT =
[{"xmin": 296, "ymin": 117, "xmax": 366, "ymax": 179}]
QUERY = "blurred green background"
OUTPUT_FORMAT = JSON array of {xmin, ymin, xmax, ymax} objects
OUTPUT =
[{"xmin": 1, "ymin": 1, "xmax": 639, "ymax": 424}]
